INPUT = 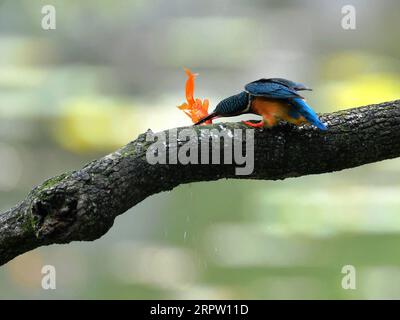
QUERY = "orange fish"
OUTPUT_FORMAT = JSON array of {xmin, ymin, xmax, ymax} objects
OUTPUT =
[{"xmin": 177, "ymin": 68, "xmax": 212, "ymax": 125}]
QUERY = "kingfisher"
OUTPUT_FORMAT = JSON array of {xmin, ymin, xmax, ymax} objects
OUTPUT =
[{"xmin": 194, "ymin": 78, "xmax": 327, "ymax": 130}]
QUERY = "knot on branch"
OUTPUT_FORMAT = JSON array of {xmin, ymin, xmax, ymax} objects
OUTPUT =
[
  {"xmin": 27, "ymin": 171, "xmax": 115, "ymax": 244},
  {"xmin": 31, "ymin": 189, "xmax": 78, "ymax": 241}
]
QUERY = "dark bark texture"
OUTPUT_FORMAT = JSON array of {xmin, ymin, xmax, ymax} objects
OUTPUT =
[{"xmin": 1, "ymin": 100, "xmax": 400, "ymax": 266}]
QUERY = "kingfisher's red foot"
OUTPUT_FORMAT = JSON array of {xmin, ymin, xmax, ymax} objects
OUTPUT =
[{"xmin": 242, "ymin": 120, "xmax": 264, "ymax": 128}]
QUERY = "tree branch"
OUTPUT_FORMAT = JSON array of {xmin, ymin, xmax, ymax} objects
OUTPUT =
[{"xmin": 1, "ymin": 100, "xmax": 400, "ymax": 266}]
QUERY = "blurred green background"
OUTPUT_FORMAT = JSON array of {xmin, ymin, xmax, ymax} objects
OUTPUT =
[{"xmin": 1, "ymin": 0, "xmax": 400, "ymax": 299}]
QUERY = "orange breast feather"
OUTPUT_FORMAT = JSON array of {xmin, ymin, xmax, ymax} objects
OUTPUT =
[{"xmin": 251, "ymin": 97, "xmax": 307, "ymax": 127}]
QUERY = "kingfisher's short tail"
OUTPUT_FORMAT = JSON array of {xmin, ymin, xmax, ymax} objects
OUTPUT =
[{"xmin": 291, "ymin": 98, "xmax": 327, "ymax": 131}]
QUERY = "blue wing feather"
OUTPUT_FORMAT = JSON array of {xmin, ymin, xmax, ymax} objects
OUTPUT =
[
  {"xmin": 291, "ymin": 98, "xmax": 327, "ymax": 130},
  {"xmin": 245, "ymin": 81, "xmax": 302, "ymax": 99}
]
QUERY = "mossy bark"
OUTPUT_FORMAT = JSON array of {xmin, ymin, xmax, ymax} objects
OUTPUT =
[{"xmin": 1, "ymin": 100, "xmax": 400, "ymax": 266}]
